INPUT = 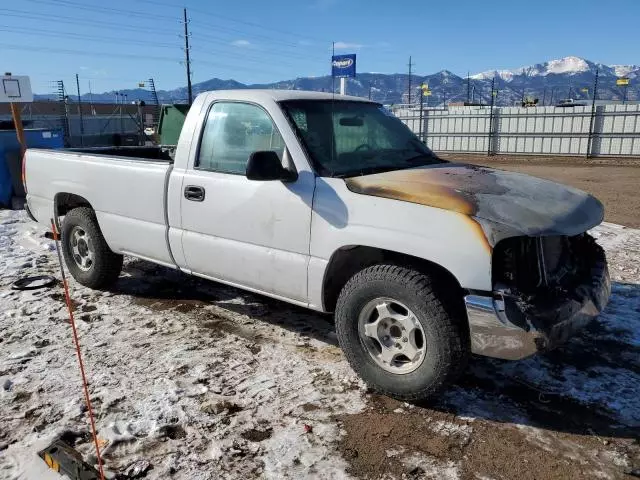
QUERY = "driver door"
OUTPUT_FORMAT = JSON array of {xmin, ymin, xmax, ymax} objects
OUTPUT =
[{"xmin": 179, "ymin": 101, "xmax": 314, "ymax": 303}]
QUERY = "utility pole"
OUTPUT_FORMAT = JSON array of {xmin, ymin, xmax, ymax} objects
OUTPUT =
[
  {"xmin": 467, "ymin": 71, "xmax": 470, "ymax": 104},
  {"xmin": 87, "ymin": 80, "xmax": 94, "ymax": 115},
  {"xmin": 407, "ymin": 56, "xmax": 414, "ymax": 105},
  {"xmin": 183, "ymin": 8, "xmax": 193, "ymax": 105},
  {"xmin": 148, "ymin": 78, "xmax": 161, "ymax": 128},
  {"xmin": 75, "ymin": 73, "xmax": 84, "ymax": 146},
  {"xmin": 331, "ymin": 42, "xmax": 335, "ymax": 95},
  {"xmin": 368, "ymin": 82, "xmax": 372, "ymax": 100},
  {"xmin": 587, "ymin": 68, "xmax": 599, "ymax": 158}
]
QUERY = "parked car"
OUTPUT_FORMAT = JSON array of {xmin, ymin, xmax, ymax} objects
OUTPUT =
[{"xmin": 24, "ymin": 90, "xmax": 610, "ymax": 400}]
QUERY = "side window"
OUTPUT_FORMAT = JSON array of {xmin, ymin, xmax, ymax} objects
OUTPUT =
[{"xmin": 197, "ymin": 102, "xmax": 286, "ymax": 174}]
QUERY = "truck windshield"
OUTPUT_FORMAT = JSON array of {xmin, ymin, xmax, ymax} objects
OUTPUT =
[{"xmin": 280, "ymin": 100, "xmax": 444, "ymax": 177}]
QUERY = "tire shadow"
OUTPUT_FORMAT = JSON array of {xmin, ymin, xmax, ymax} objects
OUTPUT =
[{"xmin": 112, "ymin": 258, "xmax": 338, "ymax": 347}]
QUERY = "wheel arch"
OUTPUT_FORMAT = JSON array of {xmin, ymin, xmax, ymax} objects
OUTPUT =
[
  {"xmin": 54, "ymin": 192, "xmax": 94, "ymax": 217},
  {"xmin": 321, "ymin": 245, "xmax": 465, "ymax": 313}
]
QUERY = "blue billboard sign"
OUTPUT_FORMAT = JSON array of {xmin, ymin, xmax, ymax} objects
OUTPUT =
[{"xmin": 332, "ymin": 54, "xmax": 356, "ymax": 78}]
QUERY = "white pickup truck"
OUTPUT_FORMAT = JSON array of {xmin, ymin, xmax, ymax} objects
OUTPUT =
[{"xmin": 24, "ymin": 90, "xmax": 610, "ymax": 400}]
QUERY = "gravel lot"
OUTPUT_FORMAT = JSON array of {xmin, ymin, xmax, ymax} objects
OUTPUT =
[{"xmin": 1, "ymin": 205, "xmax": 639, "ymax": 479}]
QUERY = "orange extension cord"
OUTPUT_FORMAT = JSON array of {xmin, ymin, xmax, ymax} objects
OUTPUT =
[{"xmin": 50, "ymin": 219, "xmax": 105, "ymax": 480}]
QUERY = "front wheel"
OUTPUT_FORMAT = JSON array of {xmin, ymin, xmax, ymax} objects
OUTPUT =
[
  {"xmin": 335, "ymin": 264, "xmax": 469, "ymax": 401},
  {"xmin": 61, "ymin": 207, "xmax": 123, "ymax": 289}
]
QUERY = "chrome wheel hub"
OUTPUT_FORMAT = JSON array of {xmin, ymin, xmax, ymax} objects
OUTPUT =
[
  {"xmin": 70, "ymin": 226, "xmax": 94, "ymax": 271},
  {"xmin": 358, "ymin": 298, "xmax": 426, "ymax": 374}
]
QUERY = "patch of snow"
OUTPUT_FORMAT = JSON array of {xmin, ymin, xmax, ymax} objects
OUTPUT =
[
  {"xmin": 470, "ymin": 70, "xmax": 515, "ymax": 82},
  {"xmin": 430, "ymin": 420, "xmax": 473, "ymax": 443},
  {"xmin": 386, "ymin": 446, "xmax": 405, "ymax": 457},
  {"xmin": 0, "ymin": 209, "xmax": 366, "ymax": 479},
  {"xmin": 546, "ymin": 56, "xmax": 590, "ymax": 74},
  {"xmin": 471, "ymin": 56, "xmax": 596, "ymax": 81},
  {"xmin": 611, "ymin": 65, "xmax": 638, "ymax": 77},
  {"xmin": 400, "ymin": 452, "xmax": 460, "ymax": 480}
]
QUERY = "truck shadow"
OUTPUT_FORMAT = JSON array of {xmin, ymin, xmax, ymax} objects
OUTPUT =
[
  {"xmin": 113, "ymin": 261, "xmax": 640, "ymax": 439},
  {"xmin": 113, "ymin": 259, "xmax": 338, "ymax": 347}
]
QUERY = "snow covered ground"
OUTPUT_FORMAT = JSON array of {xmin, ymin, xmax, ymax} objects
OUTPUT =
[{"xmin": 0, "ymin": 209, "xmax": 638, "ymax": 479}]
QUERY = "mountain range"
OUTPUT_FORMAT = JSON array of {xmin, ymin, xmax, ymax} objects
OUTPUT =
[{"xmin": 37, "ymin": 56, "xmax": 639, "ymax": 106}]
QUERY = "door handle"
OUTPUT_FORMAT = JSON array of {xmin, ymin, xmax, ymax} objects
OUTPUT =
[{"xmin": 184, "ymin": 185, "xmax": 205, "ymax": 202}]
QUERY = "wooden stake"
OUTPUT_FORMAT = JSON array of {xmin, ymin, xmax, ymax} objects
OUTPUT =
[{"xmin": 10, "ymin": 102, "xmax": 26, "ymax": 159}]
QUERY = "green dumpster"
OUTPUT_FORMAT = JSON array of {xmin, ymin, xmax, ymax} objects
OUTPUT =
[{"xmin": 157, "ymin": 104, "xmax": 190, "ymax": 146}]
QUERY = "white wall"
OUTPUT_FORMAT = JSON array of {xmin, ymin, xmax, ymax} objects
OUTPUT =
[{"xmin": 393, "ymin": 104, "xmax": 640, "ymax": 157}]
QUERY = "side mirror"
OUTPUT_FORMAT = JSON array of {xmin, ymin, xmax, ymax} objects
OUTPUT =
[{"xmin": 246, "ymin": 151, "xmax": 297, "ymax": 182}]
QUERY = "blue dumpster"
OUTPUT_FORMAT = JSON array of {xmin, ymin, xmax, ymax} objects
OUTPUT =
[{"xmin": 0, "ymin": 129, "xmax": 64, "ymax": 206}]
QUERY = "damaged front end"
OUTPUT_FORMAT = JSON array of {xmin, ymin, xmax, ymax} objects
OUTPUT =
[{"xmin": 465, "ymin": 233, "xmax": 611, "ymax": 360}]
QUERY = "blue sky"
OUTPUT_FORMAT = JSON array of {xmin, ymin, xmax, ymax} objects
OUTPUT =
[{"xmin": 2, "ymin": 0, "xmax": 639, "ymax": 94}]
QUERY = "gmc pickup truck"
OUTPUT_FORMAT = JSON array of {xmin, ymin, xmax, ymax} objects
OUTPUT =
[{"xmin": 24, "ymin": 90, "xmax": 610, "ymax": 400}]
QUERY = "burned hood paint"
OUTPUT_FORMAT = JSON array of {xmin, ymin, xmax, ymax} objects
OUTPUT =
[{"xmin": 345, "ymin": 163, "xmax": 604, "ymax": 244}]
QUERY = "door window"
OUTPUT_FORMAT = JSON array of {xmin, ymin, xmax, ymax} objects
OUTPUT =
[{"xmin": 197, "ymin": 102, "xmax": 286, "ymax": 174}]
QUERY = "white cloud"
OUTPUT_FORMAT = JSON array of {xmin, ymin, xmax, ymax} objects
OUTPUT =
[
  {"xmin": 231, "ymin": 40, "xmax": 251, "ymax": 47},
  {"xmin": 78, "ymin": 67, "xmax": 108, "ymax": 77},
  {"xmin": 333, "ymin": 41, "xmax": 364, "ymax": 50}
]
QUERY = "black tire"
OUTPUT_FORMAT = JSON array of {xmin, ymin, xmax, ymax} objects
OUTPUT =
[
  {"xmin": 61, "ymin": 207, "xmax": 123, "ymax": 289},
  {"xmin": 335, "ymin": 264, "xmax": 469, "ymax": 401}
]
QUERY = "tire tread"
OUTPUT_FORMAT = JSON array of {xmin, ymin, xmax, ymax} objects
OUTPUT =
[
  {"xmin": 61, "ymin": 207, "xmax": 123, "ymax": 289},
  {"xmin": 335, "ymin": 263, "xmax": 469, "ymax": 401}
]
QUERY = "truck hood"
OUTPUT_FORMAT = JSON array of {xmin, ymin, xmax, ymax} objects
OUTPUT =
[{"xmin": 345, "ymin": 163, "xmax": 604, "ymax": 244}]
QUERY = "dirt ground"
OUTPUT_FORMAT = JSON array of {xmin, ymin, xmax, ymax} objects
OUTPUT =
[
  {"xmin": 1, "ymin": 212, "xmax": 639, "ymax": 478},
  {"xmin": 439, "ymin": 154, "xmax": 640, "ymax": 229}
]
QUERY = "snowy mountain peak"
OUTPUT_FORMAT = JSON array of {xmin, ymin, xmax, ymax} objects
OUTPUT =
[
  {"xmin": 471, "ymin": 56, "xmax": 596, "ymax": 82},
  {"xmin": 546, "ymin": 56, "xmax": 590, "ymax": 74},
  {"xmin": 470, "ymin": 70, "xmax": 515, "ymax": 81},
  {"xmin": 611, "ymin": 64, "xmax": 640, "ymax": 78}
]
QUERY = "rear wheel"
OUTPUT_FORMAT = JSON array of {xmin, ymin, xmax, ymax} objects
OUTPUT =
[
  {"xmin": 335, "ymin": 264, "xmax": 469, "ymax": 401},
  {"xmin": 61, "ymin": 207, "xmax": 123, "ymax": 289}
]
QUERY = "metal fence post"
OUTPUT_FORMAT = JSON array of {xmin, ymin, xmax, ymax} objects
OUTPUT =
[
  {"xmin": 487, "ymin": 77, "xmax": 495, "ymax": 155},
  {"xmin": 419, "ymin": 89, "xmax": 424, "ymax": 142},
  {"xmin": 587, "ymin": 68, "xmax": 599, "ymax": 158}
]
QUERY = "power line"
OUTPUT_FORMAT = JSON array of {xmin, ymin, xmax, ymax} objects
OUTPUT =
[
  {"xmin": 128, "ymin": 0, "xmax": 329, "ymax": 44},
  {"xmin": 189, "ymin": 21, "xmax": 320, "ymax": 50},
  {"xmin": 1, "ymin": 43, "xmax": 301, "ymax": 77},
  {"xmin": 0, "ymin": 26, "xmax": 319, "ymax": 72},
  {"xmin": 22, "ymin": 0, "xmax": 177, "ymax": 22},
  {"xmin": 1, "ymin": 43, "xmax": 180, "ymax": 62},
  {"xmin": 0, "ymin": 9, "xmax": 327, "ymax": 63},
  {"xmin": 13, "ymin": 1, "xmax": 328, "ymax": 52},
  {"xmin": 0, "ymin": 8, "xmax": 170, "ymax": 35},
  {"xmin": 0, "ymin": 25, "xmax": 178, "ymax": 49}
]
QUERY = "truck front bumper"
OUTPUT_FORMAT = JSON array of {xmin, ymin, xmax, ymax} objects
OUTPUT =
[{"xmin": 465, "ymin": 255, "xmax": 611, "ymax": 360}]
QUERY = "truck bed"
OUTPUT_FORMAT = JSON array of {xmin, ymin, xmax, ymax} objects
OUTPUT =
[
  {"xmin": 67, "ymin": 146, "xmax": 174, "ymax": 162},
  {"xmin": 25, "ymin": 148, "xmax": 174, "ymax": 267}
]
